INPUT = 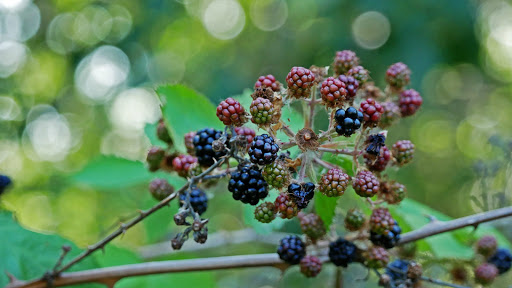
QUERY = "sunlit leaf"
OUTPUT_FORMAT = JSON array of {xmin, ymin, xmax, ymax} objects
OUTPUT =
[{"xmin": 314, "ymin": 193, "xmax": 339, "ymax": 229}]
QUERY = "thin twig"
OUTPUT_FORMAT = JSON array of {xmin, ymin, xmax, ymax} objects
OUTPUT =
[
  {"xmin": 317, "ymin": 147, "xmax": 355, "ymax": 156},
  {"xmin": 279, "ymin": 121, "xmax": 296, "ymax": 139},
  {"xmin": 312, "ymin": 157, "xmax": 338, "ymax": 170},
  {"xmin": 52, "ymin": 246, "xmax": 71, "ymax": 273}
]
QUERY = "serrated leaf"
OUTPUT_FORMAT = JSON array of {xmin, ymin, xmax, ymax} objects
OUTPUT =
[
  {"xmin": 314, "ymin": 193, "xmax": 339, "ymax": 229},
  {"xmin": 157, "ymin": 85, "xmax": 222, "ymax": 152},
  {"xmin": 73, "ymin": 156, "xmax": 154, "ymax": 189},
  {"xmin": 0, "ymin": 212, "xmax": 99, "ymax": 287}
]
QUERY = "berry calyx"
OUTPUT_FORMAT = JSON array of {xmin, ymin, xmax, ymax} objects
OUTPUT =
[
  {"xmin": 320, "ymin": 76, "xmax": 347, "ymax": 107},
  {"xmin": 386, "ymin": 62, "xmax": 411, "ymax": 89},
  {"xmin": 286, "ymin": 66, "xmax": 315, "ymax": 98},
  {"xmin": 248, "ymin": 134, "xmax": 280, "ymax": 165},
  {"xmin": 288, "ymin": 182, "xmax": 315, "ymax": 209},
  {"xmin": 216, "ymin": 97, "xmax": 247, "ymax": 126},
  {"xmin": 300, "ymin": 256, "xmax": 322, "ymax": 278},
  {"xmin": 298, "ymin": 212, "xmax": 326, "ymax": 241},
  {"xmin": 328, "ymin": 238, "xmax": 357, "ymax": 267},
  {"xmin": 334, "ymin": 107, "xmax": 364, "ymax": 137},
  {"xmin": 318, "ymin": 168, "xmax": 350, "ymax": 197},
  {"xmin": 193, "ymin": 128, "xmax": 228, "ymax": 166},
  {"xmin": 333, "ymin": 50, "xmax": 359, "ymax": 75},
  {"xmin": 274, "ymin": 192, "xmax": 299, "ymax": 219},
  {"xmin": 474, "ymin": 263, "xmax": 498, "ymax": 285},
  {"xmin": 146, "ymin": 147, "xmax": 165, "ymax": 172},
  {"xmin": 353, "ymin": 170, "xmax": 380, "ymax": 198},
  {"xmin": 379, "ymin": 181, "xmax": 407, "ymax": 204},
  {"xmin": 228, "ymin": 165, "xmax": 269, "ymax": 205},
  {"xmin": 262, "ymin": 160, "xmax": 290, "ymax": 189},
  {"xmin": 337, "ymin": 74, "xmax": 359, "ymax": 101},
  {"xmin": 172, "ymin": 154, "xmax": 198, "ymax": 178},
  {"xmin": 347, "ymin": 65, "xmax": 370, "ymax": 84},
  {"xmin": 255, "ymin": 74, "xmax": 281, "ymax": 92},
  {"xmin": 149, "ymin": 178, "xmax": 174, "ymax": 201},
  {"xmin": 179, "ymin": 187, "xmax": 208, "ymax": 215},
  {"xmin": 488, "ymin": 248, "xmax": 512, "ymax": 274},
  {"xmin": 365, "ymin": 246, "xmax": 389, "ymax": 268},
  {"xmin": 392, "ymin": 140, "xmax": 415, "ymax": 166},
  {"xmin": 250, "ymin": 97, "xmax": 275, "ymax": 125},
  {"xmin": 364, "ymin": 146, "xmax": 391, "ymax": 172},
  {"xmin": 254, "ymin": 202, "xmax": 276, "ymax": 223},
  {"xmin": 344, "ymin": 208, "xmax": 366, "ymax": 231},
  {"xmin": 359, "ymin": 98, "xmax": 384, "ymax": 126},
  {"xmin": 277, "ymin": 235, "xmax": 306, "ymax": 265},
  {"xmin": 476, "ymin": 235, "xmax": 498, "ymax": 257},
  {"xmin": 399, "ymin": 89, "xmax": 422, "ymax": 117}
]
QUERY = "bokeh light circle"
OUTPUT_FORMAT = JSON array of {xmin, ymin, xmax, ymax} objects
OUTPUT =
[
  {"xmin": 352, "ymin": 11, "xmax": 391, "ymax": 50},
  {"xmin": 250, "ymin": 0, "xmax": 288, "ymax": 31},
  {"xmin": 109, "ymin": 88, "xmax": 161, "ymax": 132},
  {"xmin": 0, "ymin": 40, "xmax": 27, "ymax": 78},
  {"xmin": 202, "ymin": 0, "xmax": 245, "ymax": 40}
]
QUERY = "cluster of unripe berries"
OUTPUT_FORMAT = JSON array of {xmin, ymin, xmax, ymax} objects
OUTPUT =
[
  {"xmin": 144, "ymin": 49, "xmax": 423, "ymax": 279},
  {"xmin": 473, "ymin": 235, "xmax": 512, "ymax": 286}
]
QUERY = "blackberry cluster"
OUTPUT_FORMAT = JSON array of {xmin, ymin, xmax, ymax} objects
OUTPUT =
[
  {"xmin": 318, "ymin": 168, "xmax": 350, "ymax": 197},
  {"xmin": 298, "ymin": 212, "xmax": 326, "ymax": 241},
  {"xmin": 329, "ymin": 238, "xmax": 357, "ymax": 267},
  {"xmin": 193, "ymin": 128, "xmax": 227, "ymax": 166},
  {"xmin": 254, "ymin": 202, "xmax": 276, "ymax": 223},
  {"xmin": 399, "ymin": 89, "xmax": 423, "ymax": 117},
  {"xmin": 488, "ymin": 248, "xmax": 512, "ymax": 274},
  {"xmin": 365, "ymin": 246, "xmax": 389, "ymax": 268},
  {"xmin": 320, "ymin": 76, "xmax": 347, "ymax": 107},
  {"xmin": 385, "ymin": 259, "xmax": 409, "ymax": 281},
  {"xmin": 344, "ymin": 208, "xmax": 366, "ymax": 231},
  {"xmin": 274, "ymin": 192, "xmax": 299, "ymax": 219},
  {"xmin": 288, "ymin": 182, "xmax": 315, "ymax": 209},
  {"xmin": 254, "ymin": 74, "xmax": 281, "ymax": 92},
  {"xmin": 334, "ymin": 107, "xmax": 363, "ymax": 137},
  {"xmin": 300, "ymin": 256, "xmax": 322, "ymax": 278},
  {"xmin": 149, "ymin": 178, "xmax": 174, "ymax": 201},
  {"xmin": 248, "ymin": 134, "xmax": 280, "ymax": 165},
  {"xmin": 353, "ymin": 170, "xmax": 380, "ymax": 197},
  {"xmin": 250, "ymin": 97, "xmax": 275, "ymax": 125},
  {"xmin": 286, "ymin": 66, "xmax": 315, "ymax": 98},
  {"xmin": 262, "ymin": 161, "xmax": 290, "ymax": 189},
  {"xmin": 228, "ymin": 165, "xmax": 268, "ymax": 205},
  {"xmin": 386, "ymin": 62, "xmax": 411, "ymax": 88},
  {"xmin": 333, "ymin": 50, "xmax": 359, "ymax": 75},
  {"xmin": 179, "ymin": 187, "xmax": 208, "ymax": 215},
  {"xmin": 216, "ymin": 97, "xmax": 247, "ymax": 126},
  {"xmin": 337, "ymin": 74, "xmax": 359, "ymax": 100},
  {"xmin": 347, "ymin": 65, "xmax": 369, "ymax": 84},
  {"xmin": 277, "ymin": 235, "xmax": 306, "ymax": 264}
]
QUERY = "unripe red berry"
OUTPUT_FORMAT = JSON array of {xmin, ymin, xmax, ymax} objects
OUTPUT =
[
  {"xmin": 172, "ymin": 154, "xmax": 198, "ymax": 178},
  {"xmin": 474, "ymin": 263, "xmax": 498, "ymax": 285},
  {"xmin": 379, "ymin": 101, "xmax": 401, "ymax": 128},
  {"xmin": 399, "ymin": 89, "xmax": 422, "ymax": 117},
  {"xmin": 347, "ymin": 65, "xmax": 370, "ymax": 84},
  {"xmin": 364, "ymin": 146, "xmax": 391, "ymax": 172},
  {"xmin": 157, "ymin": 119, "xmax": 173, "ymax": 144},
  {"xmin": 318, "ymin": 168, "xmax": 350, "ymax": 197},
  {"xmin": 320, "ymin": 77, "xmax": 347, "ymax": 108},
  {"xmin": 333, "ymin": 50, "xmax": 359, "ymax": 75},
  {"xmin": 255, "ymin": 74, "xmax": 281, "ymax": 92},
  {"xmin": 234, "ymin": 126, "xmax": 256, "ymax": 149},
  {"xmin": 359, "ymin": 98, "xmax": 384, "ymax": 126},
  {"xmin": 216, "ymin": 97, "xmax": 247, "ymax": 126},
  {"xmin": 146, "ymin": 147, "xmax": 165, "ymax": 172},
  {"xmin": 365, "ymin": 246, "xmax": 389, "ymax": 268},
  {"xmin": 337, "ymin": 74, "xmax": 359, "ymax": 101},
  {"xmin": 353, "ymin": 170, "xmax": 380, "ymax": 198},
  {"xmin": 300, "ymin": 255, "xmax": 322, "ymax": 278},
  {"xmin": 184, "ymin": 132, "xmax": 196, "ymax": 155},
  {"xmin": 386, "ymin": 62, "xmax": 411, "ymax": 88},
  {"xmin": 476, "ymin": 235, "xmax": 498, "ymax": 257},
  {"xmin": 379, "ymin": 181, "xmax": 407, "ymax": 204},
  {"xmin": 274, "ymin": 192, "xmax": 299, "ymax": 219},
  {"xmin": 286, "ymin": 66, "xmax": 315, "ymax": 98},
  {"xmin": 149, "ymin": 178, "xmax": 174, "ymax": 201},
  {"xmin": 392, "ymin": 140, "xmax": 415, "ymax": 166}
]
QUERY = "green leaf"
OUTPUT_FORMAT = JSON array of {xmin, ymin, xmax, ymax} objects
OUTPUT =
[
  {"xmin": 0, "ymin": 212, "xmax": 99, "ymax": 287},
  {"xmin": 157, "ymin": 85, "xmax": 222, "ymax": 152},
  {"xmin": 314, "ymin": 193, "xmax": 339, "ymax": 229},
  {"xmin": 144, "ymin": 122, "xmax": 167, "ymax": 147},
  {"xmin": 322, "ymin": 153, "xmax": 355, "ymax": 176},
  {"xmin": 73, "ymin": 156, "xmax": 154, "ymax": 189}
]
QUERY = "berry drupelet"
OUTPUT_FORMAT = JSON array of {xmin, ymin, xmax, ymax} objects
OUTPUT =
[
  {"xmin": 353, "ymin": 170, "xmax": 380, "ymax": 197},
  {"xmin": 288, "ymin": 182, "xmax": 315, "ymax": 209},
  {"xmin": 179, "ymin": 187, "xmax": 208, "ymax": 215},
  {"xmin": 286, "ymin": 66, "xmax": 315, "ymax": 98},
  {"xmin": 254, "ymin": 74, "xmax": 281, "ymax": 92},
  {"xmin": 488, "ymin": 248, "xmax": 512, "ymax": 274},
  {"xmin": 399, "ymin": 89, "xmax": 423, "ymax": 117},
  {"xmin": 318, "ymin": 168, "xmax": 350, "ymax": 197},
  {"xmin": 248, "ymin": 134, "xmax": 280, "ymax": 165},
  {"xmin": 193, "ymin": 128, "xmax": 227, "ymax": 166},
  {"xmin": 277, "ymin": 235, "xmax": 306, "ymax": 264},
  {"xmin": 333, "ymin": 50, "xmax": 359, "ymax": 75},
  {"xmin": 359, "ymin": 98, "xmax": 384, "ymax": 126},
  {"xmin": 386, "ymin": 62, "xmax": 411, "ymax": 89},
  {"xmin": 334, "ymin": 107, "xmax": 363, "ymax": 137},
  {"xmin": 329, "ymin": 238, "xmax": 358, "ymax": 267},
  {"xmin": 320, "ymin": 76, "xmax": 347, "ymax": 107},
  {"xmin": 228, "ymin": 165, "xmax": 268, "ymax": 205},
  {"xmin": 216, "ymin": 97, "xmax": 247, "ymax": 126},
  {"xmin": 300, "ymin": 256, "xmax": 322, "ymax": 278},
  {"xmin": 274, "ymin": 192, "xmax": 299, "ymax": 219}
]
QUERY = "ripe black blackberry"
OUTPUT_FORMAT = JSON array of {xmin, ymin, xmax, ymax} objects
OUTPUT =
[
  {"xmin": 488, "ymin": 248, "xmax": 512, "ymax": 274},
  {"xmin": 288, "ymin": 182, "xmax": 315, "ymax": 209},
  {"xmin": 300, "ymin": 255, "xmax": 322, "ymax": 278},
  {"xmin": 0, "ymin": 175, "xmax": 11, "ymax": 194},
  {"xmin": 179, "ymin": 187, "xmax": 208, "ymax": 215},
  {"xmin": 334, "ymin": 107, "xmax": 363, "ymax": 137},
  {"xmin": 329, "ymin": 238, "xmax": 357, "ymax": 267},
  {"xmin": 193, "ymin": 128, "xmax": 227, "ymax": 166},
  {"xmin": 385, "ymin": 259, "xmax": 409, "ymax": 281},
  {"xmin": 248, "ymin": 134, "xmax": 280, "ymax": 165},
  {"xmin": 277, "ymin": 235, "xmax": 306, "ymax": 264},
  {"xmin": 370, "ymin": 221, "xmax": 402, "ymax": 249},
  {"xmin": 228, "ymin": 165, "xmax": 268, "ymax": 205}
]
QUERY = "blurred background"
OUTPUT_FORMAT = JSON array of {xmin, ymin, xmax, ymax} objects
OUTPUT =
[{"xmin": 2, "ymin": 0, "xmax": 512, "ymax": 287}]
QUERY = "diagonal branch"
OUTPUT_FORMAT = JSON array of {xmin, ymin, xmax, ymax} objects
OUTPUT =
[{"xmin": 8, "ymin": 206, "xmax": 512, "ymax": 288}]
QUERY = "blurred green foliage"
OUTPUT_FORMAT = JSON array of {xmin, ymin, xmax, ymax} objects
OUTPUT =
[{"xmin": 3, "ymin": 0, "xmax": 512, "ymax": 286}]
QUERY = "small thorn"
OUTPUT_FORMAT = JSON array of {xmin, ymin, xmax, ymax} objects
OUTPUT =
[{"xmin": 6, "ymin": 271, "xmax": 18, "ymax": 283}]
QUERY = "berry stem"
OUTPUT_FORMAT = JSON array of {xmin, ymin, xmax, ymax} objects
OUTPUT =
[
  {"xmin": 312, "ymin": 157, "xmax": 338, "ymax": 170},
  {"xmin": 317, "ymin": 147, "xmax": 355, "ymax": 156},
  {"xmin": 308, "ymin": 85, "xmax": 317, "ymax": 130},
  {"xmin": 279, "ymin": 120, "xmax": 296, "ymax": 138}
]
